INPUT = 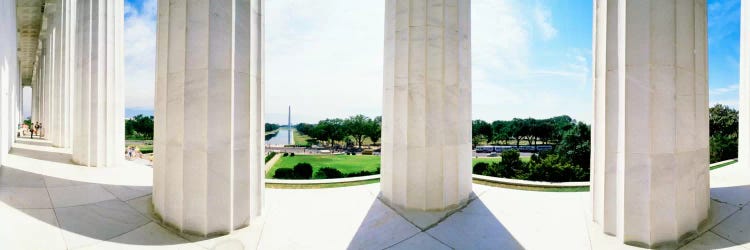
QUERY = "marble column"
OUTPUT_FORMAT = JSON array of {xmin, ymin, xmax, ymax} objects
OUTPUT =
[
  {"xmin": 591, "ymin": 0, "xmax": 710, "ymax": 247},
  {"xmin": 153, "ymin": 0, "xmax": 265, "ymax": 236},
  {"xmin": 71, "ymin": 0, "xmax": 125, "ymax": 167},
  {"xmin": 380, "ymin": 0, "xmax": 473, "ymax": 212},
  {"xmin": 62, "ymin": 0, "xmax": 75, "ymax": 148},
  {"xmin": 739, "ymin": 0, "xmax": 750, "ymax": 166}
]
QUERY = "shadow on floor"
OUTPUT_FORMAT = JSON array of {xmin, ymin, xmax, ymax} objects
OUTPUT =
[
  {"xmin": 14, "ymin": 138, "xmax": 53, "ymax": 147},
  {"xmin": 347, "ymin": 195, "xmax": 523, "ymax": 249},
  {"xmin": 710, "ymin": 184, "xmax": 750, "ymax": 207},
  {"xmin": 8, "ymin": 147, "xmax": 74, "ymax": 165},
  {"xmin": 0, "ymin": 166, "xmax": 179, "ymax": 247}
]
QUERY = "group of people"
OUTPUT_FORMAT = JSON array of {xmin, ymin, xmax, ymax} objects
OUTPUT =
[
  {"xmin": 125, "ymin": 146, "xmax": 143, "ymax": 161},
  {"xmin": 17, "ymin": 122, "xmax": 43, "ymax": 139}
]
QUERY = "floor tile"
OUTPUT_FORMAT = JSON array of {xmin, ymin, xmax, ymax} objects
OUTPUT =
[
  {"xmin": 388, "ymin": 233, "xmax": 451, "ymax": 250},
  {"xmin": 56, "ymin": 199, "xmax": 151, "ymax": 249},
  {"xmin": 0, "ymin": 186, "xmax": 53, "ymax": 208},
  {"xmin": 48, "ymin": 184, "xmax": 116, "ymax": 207}
]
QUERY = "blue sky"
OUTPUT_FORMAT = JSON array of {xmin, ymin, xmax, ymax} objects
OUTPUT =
[{"xmin": 74, "ymin": 0, "xmax": 740, "ymax": 124}]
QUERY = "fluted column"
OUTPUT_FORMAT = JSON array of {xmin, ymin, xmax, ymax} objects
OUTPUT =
[
  {"xmin": 380, "ymin": 0, "xmax": 472, "ymax": 212},
  {"xmin": 591, "ymin": 0, "xmax": 710, "ymax": 247},
  {"xmin": 62, "ymin": 0, "xmax": 75, "ymax": 148},
  {"xmin": 739, "ymin": 0, "xmax": 750, "ymax": 166},
  {"xmin": 71, "ymin": 0, "xmax": 124, "ymax": 167},
  {"xmin": 153, "ymin": 0, "xmax": 265, "ymax": 236}
]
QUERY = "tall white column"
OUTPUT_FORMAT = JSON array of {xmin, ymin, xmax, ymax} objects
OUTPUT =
[
  {"xmin": 153, "ymin": 0, "xmax": 265, "ymax": 236},
  {"xmin": 0, "ymin": 0, "xmax": 20, "ymax": 163},
  {"xmin": 71, "ymin": 0, "xmax": 124, "ymax": 167},
  {"xmin": 61, "ymin": 0, "xmax": 74, "ymax": 148},
  {"xmin": 380, "ymin": 0, "xmax": 473, "ymax": 213},
  {"xmin": 739, "ymin": 0, "xmax": 750, "ymax": 166},
  {"xmin": 591, "ymin": 0, "xmax": 710, "ymax": 247}
]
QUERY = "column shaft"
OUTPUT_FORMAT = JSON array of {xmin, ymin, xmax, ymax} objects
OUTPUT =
[
  {"xmin": 153, "ymin": 0, "xmax": 265, "ymax": 236},
  {"xmin": 381, "ymin": 0, "xmax": 473, "ymax": 211},
  {"xmin": 591, "ymin": 0, "xmax": 710, "ymax": 247},
  {"xmin": 739, "ymin": 0, "xmax": 750, "ymax": 165},
  {"xmin": 71, "ymin": 0, "xmax": 125, "ymax": 167}
]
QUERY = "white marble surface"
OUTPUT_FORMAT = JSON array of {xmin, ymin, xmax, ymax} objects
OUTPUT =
[
  {"xmin": 71, "ymin": 0, "xmax": 125, "ymax": 168},
  {"xmin": 1, "ymin": 138, "xmax": 750, "ymax": 249},
  {"xmin": 381, "ymin": 0, "xmax": 473, "ymax": 214},
  {"xmin": 152, "ymin": 0, "xmax": 266, "ymax": 236},
  {"xmin": 739, "ymin": 0, "xmax": 750, "ymax": 169},
  {"xmin": 591, "ymin": 0, "xmax": 711, "ymax": 247}
]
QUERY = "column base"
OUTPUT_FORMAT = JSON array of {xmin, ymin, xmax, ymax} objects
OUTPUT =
[
  {"xmin": 592, "ymin": 217, "xmax": 709, "ymax": 249},
  {"xmin": 152, "ymin": 209, "xmax": 254, "ymax": 238},
  {"xmin": 377, "ymin": 192, "xmax": 475, "ymax": 230}
]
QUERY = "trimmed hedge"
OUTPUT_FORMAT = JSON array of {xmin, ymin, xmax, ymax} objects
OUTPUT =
[
  {"xmin": 314, "ymin": 167, "xmax": 344, "ymax": 179},
  {"xmin": 264, "ymin": 152, "xmax": 277, "ymax": 163},
  {"xmin": 293, "ymin": 163, "xmax": 313, "ymax": 179}
]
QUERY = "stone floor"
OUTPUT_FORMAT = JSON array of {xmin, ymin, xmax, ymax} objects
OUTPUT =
[{"xmin": 1, "ymin": 137, "xmax": 749, "ymax": 249}]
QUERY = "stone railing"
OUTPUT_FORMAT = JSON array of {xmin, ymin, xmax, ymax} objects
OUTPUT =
[
  {"xmin": 472, "ymin": 174, "xmax": 589, "ymax": 188},
  {"xmin": 265, "ymin": 174, "xmax": 380, "ymax": 185},
  {"xmin": 263, "ymin": 159, "xmax": 738, "ymax": 188}
]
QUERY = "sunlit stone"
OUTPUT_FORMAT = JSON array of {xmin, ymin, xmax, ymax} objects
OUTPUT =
[
  {"xmin": 380, "ymin": 0, "xmax": 473, "ymax": 214},
  {"xmin": 152, "ymin": 0, "xmax": 265, "ymax": 236},
  {"xmin": 591, "ymin": 0, "xmax": 710, "ymax": 247}
]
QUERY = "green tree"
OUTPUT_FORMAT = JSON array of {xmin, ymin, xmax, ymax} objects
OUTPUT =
[
  {"xmin": 709, "ymin": 104, "xmax": 739, "ymax": 162},
  {"xmin": 485, "ymin": 150, "xmax": 523, "ymax": 178},
  {"xmin": 344, "ymin": 115, "xmax": 371, "ymax": 149},
  {"xmin": 492, "ymin": 120, "xmax": 511, "ymax": 144},
  {"xmin": 472, "ymin": 120, "xmax": 493, "ymax": 146},
  {"xmin": 554, "ymin": 122, "xmax": 591, "ymax": 170},
  {"xmin": 125, "ymin": 115, "xmax": 154, "ymax": 139},
  {"xmin": 365, "ymin": 116, "xmax": 382, "ymax": 145},
  {"xmin": 265, "ymin": 123, "xmax": 280, "ymax": 132},
  {"xmin": 524, "ymin": 153, "xmax": 587, "ymax": 182},
  {"xmin": 316, "ymin": 119, "xmax": 346, "ymax": 147}
]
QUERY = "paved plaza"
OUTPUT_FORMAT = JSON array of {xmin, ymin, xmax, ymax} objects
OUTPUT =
[{"xmin": 0, "ymin": 137, "xmax": 748, "ymax": 249}]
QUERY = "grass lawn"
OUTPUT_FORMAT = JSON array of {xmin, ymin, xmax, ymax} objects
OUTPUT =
[
  {"xmin": 292, "ymin": 129, "xmax": 312, "ymax": 146},
  {"xmin": 472, "ymin": 156, "xmax": 531, "ymax": 166},
  {"xmin": 267, "ymin": 154, "xmax": 380, "ymax": 179},
  {"xmin": 710, "ymin": 159, "xmax": 738, "ymax": 170},
  {"xmin": 267, "ymin": 154, "xmax": 534, "ymax": 179}
]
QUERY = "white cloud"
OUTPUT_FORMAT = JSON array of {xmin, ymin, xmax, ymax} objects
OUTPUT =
[
  {"xmin": 710, "ymin": 83, "xmax": 739, "ymax": 96},
  {"xmin": 471, "ymin": 1, "xmax": 591, "ymax": 123},
  {"xmin": 265, "ymin": 0, "xmax": 384, "ymax": 124},
  {"xmin": 122, "ymin": 0, "xmax": 592, "ymax": 124},
  {"xmin": 123, "ymin": 0, "xmax": 156, "ymax": 110},
  {"xmin": 534, "ymin": 4, "xmax": 558, "ymax": 41}
]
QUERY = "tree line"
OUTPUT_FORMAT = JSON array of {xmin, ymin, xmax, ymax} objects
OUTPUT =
[
  {"xmin": 710, "ymin": 104, "xmax": 738, "ymax": 163},
  {"xmin": 294, "ymin": 115, "xmax": 382, "ymax": 149},
  {"xmin": 125, "ymin": 115, "xmax": 154, "ymax": 140},
  {"xmin": 472, "ymin": 115, "xmax": 577, "ymax": 147}
]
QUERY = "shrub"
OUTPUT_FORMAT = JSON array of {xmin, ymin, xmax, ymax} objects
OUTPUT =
[
  {"xmin": 290, "ymin": 152, "xmax": 295, "ymax": 157},
  {"xmin": 554, "ymin": 122, "xmax": 591, "ymax": 170},
  {"xmin": 283, "ymin": 152, "xmax": 289, "ymax": 157},
  {"xmin": 273, "ymin": 168, "xmax": 295, "ymax": 179},
  {"xmin": 315, "ymin": 167, "xmax": 344, "ymax": 179},
  {"xmin": 710, "ymin": 133, "xmax": 738, "ymax": 163},
  {"xmin": 293, "ymin": 163, "xmax": 314, "ymax": 179},
  {"xmin": 524, "ymin": 153, "xmax": 587, "ymax": 182},
  {"xmin": 346, "ymin": 168, "xmax": 379, "ymax": 177},
  {"xmin": 264, "ymin": 152, "xmax": 277, "ymax": 163},
  {"xmin": 473, "ymin": 162, "xmax": 489, "ymax": 175}
]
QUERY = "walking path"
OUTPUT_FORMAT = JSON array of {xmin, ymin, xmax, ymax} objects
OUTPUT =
[{"xmin": 0, "ymin": 137, "xmax": 749, "ymax": 249}]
